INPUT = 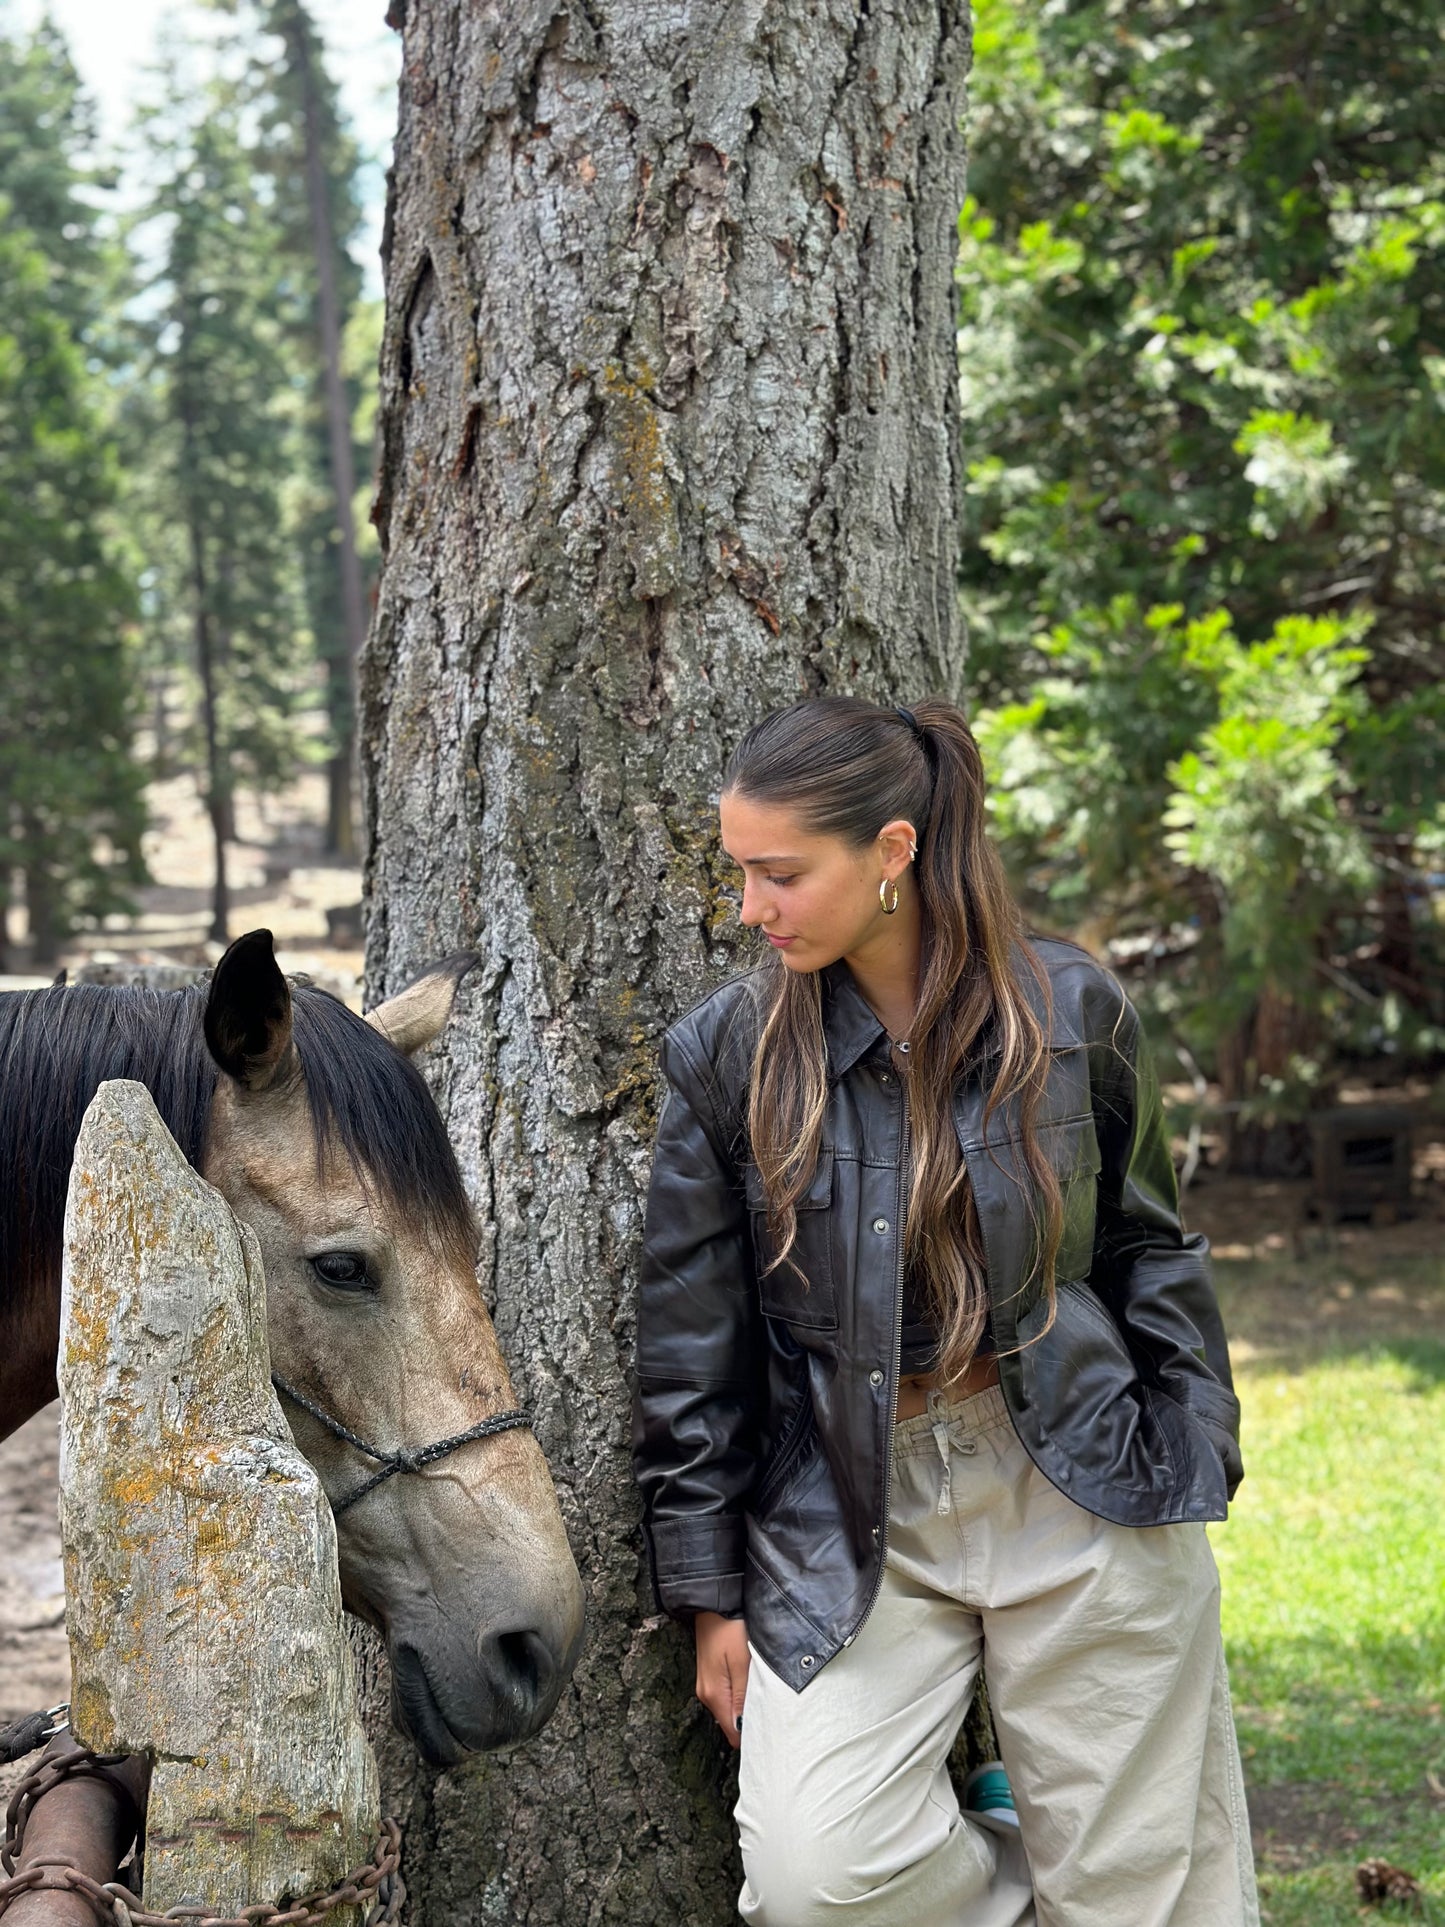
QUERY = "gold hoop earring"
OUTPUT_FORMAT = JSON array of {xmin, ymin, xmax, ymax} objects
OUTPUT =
[{"xmin": 879, "ymin": 875, "xmax": 900, "ymax": 915}]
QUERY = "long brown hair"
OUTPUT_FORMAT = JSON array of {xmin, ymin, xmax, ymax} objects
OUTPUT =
[{"xmin": 722, "ymin": 694, "xmax": 1062, "ymax": 1383}]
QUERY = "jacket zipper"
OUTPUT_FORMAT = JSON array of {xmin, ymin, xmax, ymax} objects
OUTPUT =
[{"xmin": 843, "ymin": 1061, "xmax": 909, "ymax": 1649}]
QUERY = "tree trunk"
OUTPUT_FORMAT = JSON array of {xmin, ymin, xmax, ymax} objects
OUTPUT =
[
  {"xmin": 1217, "ymin": 984, "xmax": 1313, "ymax": 1178},
  {"xmin": 21, "ymin": 830, "xmax": 61, "ymax": 966},
  {"xmin": 361, "ymin": 4, "xmax": 971, "ymax": 1921},
  {"xmin": 278, "ymin": 0, "xmax": 366, "ymax": 861},
  {"xmin": 178, "ymin": 382, "xmax": 231, "ymax": 947},
  {"xmin": 192, "ymin": 591, "xmax": 230, "ymax": 947}
]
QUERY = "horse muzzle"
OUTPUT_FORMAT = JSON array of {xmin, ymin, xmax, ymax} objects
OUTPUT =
[{"xmin": 388, "ymin": 1600, "xmax": 584, "ymax": 1764}]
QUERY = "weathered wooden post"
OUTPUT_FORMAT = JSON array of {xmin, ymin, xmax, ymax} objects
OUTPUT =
[{"xmin": 57, "ymin": 1079, "xmax": 379, "ymax": 1914}]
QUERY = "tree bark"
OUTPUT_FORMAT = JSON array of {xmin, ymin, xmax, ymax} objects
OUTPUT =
[
  {"xmin": 361, "ymin": 4, "xmax": 971, "ymax": 1920},
  {"xmin": 20, "ymin": 830, "xmax": 61, "ymax": 966},
  {"xmin": 1216, "ymin": 983, "xmax": 1314, "ymax": 1178},
  {"xmin": 192, "ymin": 589, "xmax": 230, "ymax": 947}
]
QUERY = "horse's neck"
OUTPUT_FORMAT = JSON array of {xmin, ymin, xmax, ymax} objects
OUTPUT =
[{"xmin": 0, "ymin": 1296, "xmax": 60, "ymax": 1439}]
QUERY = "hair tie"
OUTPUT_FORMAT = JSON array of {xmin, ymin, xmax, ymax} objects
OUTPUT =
[{"xmin": 895, "ymin": 704, "xmax": 924, "ymax": 740}]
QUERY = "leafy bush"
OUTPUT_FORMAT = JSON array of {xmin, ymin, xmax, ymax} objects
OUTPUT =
[{"xmin": 959, "ymin": 0, "xmax": 1445, "ymax": 1155}]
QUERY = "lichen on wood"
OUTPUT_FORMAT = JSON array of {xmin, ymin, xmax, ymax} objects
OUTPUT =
[{"xmin": 58, "ymin": 1079, "xmax": 378, "ymax": 1917}]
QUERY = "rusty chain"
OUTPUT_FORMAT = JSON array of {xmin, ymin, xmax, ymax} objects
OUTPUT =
[{"xmin": 1, "ymin": 1748, "xmax": 404, "ymax": 1927}]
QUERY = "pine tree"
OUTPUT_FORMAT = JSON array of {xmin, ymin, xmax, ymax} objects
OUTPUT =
[
  {"xmin": 0, "ymin": 19, "xmax": 144, "ymax": 967},
  {"xmin": 0, "ymin": 15, "xmax": 114, "ymax": 327},
  {"xmin": 215, "ymin": 0, "xmax": 371, "ymax": 857},
  {"xmin": 127, "ymin": 29, "xmax": 311, "ymax": 943},
  {"xmin": 266, "ymin": 0, "xmax": 370, "ymax": 858},
  {"xmin": 359, "ymin": 1, "xmax": 970, "ymax": 1913}
]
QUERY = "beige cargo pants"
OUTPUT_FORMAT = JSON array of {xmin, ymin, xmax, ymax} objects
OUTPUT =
[{"xmin": 735, "ymin": 1386, "xmax": 1259, "ymax": 1927}]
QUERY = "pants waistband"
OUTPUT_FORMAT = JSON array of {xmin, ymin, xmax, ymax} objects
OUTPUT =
[{"xmin": 893, "ymin": 1382, "xmax": 1011, "ymax": 1454}]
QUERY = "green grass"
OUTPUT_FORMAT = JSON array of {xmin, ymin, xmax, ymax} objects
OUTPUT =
[{"xmin": 1209, "ymin": 1252, "xmax": 1445, "ymax": 1924}]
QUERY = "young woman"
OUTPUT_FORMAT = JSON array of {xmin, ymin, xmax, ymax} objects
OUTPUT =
[{"xmin": 632, "ymin": 695, "xmax": 1259, "ymax": 1927}]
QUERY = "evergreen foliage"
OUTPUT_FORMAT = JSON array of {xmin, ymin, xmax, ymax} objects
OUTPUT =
[
  {"xmin": 959, "ymin": 0, "xmax": 1445, "ymax": 1154},
  {"xmin": 0, "ymin": 15, "xmax": 116, "ymax": 326},
  {"xmin": 243, "ymin": 0, "xmax": 373, "ymax": 852},
  {"xmin": 0, "ymin": 6, "xmax": 373, "ymax": 960},
  {"xmin": 0, "ymin": 21, "xmax": 145, "ymax": 964}
]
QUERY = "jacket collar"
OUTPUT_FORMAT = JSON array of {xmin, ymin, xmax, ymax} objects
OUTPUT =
[
  {"xmin": 819, "ymin": 943, "xmax": 1063, "ymax": 1083},
  {"xmin": 820, "ymin": 959, "xmax": 889, "ymax": 1084}
]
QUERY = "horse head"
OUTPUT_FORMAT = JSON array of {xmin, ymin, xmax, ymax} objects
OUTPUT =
[{"xmin": 200, "ymin": 931, "xmax": 584, "ymax": 1766}]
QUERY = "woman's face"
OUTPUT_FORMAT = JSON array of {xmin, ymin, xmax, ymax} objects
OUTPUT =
[{"xmin": 718, "ymin": 790, "xmax": 915, "ymax": 972}]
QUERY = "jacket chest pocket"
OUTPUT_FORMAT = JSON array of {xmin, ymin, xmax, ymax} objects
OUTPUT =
[
  {"xmin": 1049, "ymin": 1115, "xmax": 1104, "ymax": 1284},
  {"xmin": 963, "ymin": 1108, "xmax": 1102, "ymax": 1311},
  {"xmin": 743, "ymin": 1154, "xmax": 840, "ymax": 1331}
]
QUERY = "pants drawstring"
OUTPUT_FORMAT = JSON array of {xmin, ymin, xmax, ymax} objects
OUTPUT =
[{"xmin": 927, "ymin": 1387, "xmax": 977, "ymax": 1516}]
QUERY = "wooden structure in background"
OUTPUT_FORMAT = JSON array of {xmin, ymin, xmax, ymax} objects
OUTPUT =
[{"xmin": 1306, "ymin": 1104, "xmax": 1415, "ymax": 1225}]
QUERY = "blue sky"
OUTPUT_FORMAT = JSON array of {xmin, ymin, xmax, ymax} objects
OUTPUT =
[{"xmin": 9, "ymin": 0, "xmax": 401, "ymax": 287}]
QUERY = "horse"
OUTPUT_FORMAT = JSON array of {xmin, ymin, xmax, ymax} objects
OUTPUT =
[{"xmin": 0, "ymin": 929, "xmax": 584, "ymax": 1766}]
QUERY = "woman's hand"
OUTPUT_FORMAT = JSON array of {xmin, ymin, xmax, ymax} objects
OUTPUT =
[{"xmin": 694, "ymin": 1610, "xmax": 751, "ymax": 1749}]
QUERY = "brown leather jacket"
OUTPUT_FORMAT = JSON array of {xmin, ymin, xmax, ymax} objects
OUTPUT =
[{"xmin": 632, "ymin": 939, "xmax": 1243, "ymax": 1692}]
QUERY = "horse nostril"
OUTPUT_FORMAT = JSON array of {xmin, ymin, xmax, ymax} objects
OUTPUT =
[{"xmin": 485, "ymin": 1627, "xmax": 556, "ymax": 1712}]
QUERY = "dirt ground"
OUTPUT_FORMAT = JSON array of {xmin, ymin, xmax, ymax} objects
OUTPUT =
[
  {"xmin": 1, "ymin": 763, "xmax": 365, "ymax": 1000},
  {"xmin": 0, "ymin": 1410, "xmax": 65, "ymax": 1799}
]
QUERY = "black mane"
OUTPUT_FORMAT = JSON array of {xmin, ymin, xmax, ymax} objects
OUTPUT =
[{"xmin": 0, "ymin": 979, "xmax": 477, "ymax": 1325}]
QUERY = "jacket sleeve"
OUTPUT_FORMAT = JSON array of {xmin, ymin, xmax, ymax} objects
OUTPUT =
[
  {"xmin": 631, "ymin": 1026, "xmax": 763, "ymax": 1620},
  {"xmin": 1087, "ymin": 979, "xmax": 1245, "ymax": 1498}
]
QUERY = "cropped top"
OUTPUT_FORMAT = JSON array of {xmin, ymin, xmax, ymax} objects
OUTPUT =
[
  {"xmin": 898, "ymin": 1260, "xmax": 996, "ymax": 1376},
  {"xmin": 898, "ymin": 1260, "xmax": 940, "ymax": 1375}
]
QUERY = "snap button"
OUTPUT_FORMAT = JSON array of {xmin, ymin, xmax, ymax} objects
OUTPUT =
[
  {"xmin": 872, "ymin": 1217, "xmax": 889, "ymax": 1235},
  {"xmin": 871, "ymin": 1526, "xmax": 881, "ymax": 1543},
  {"xmin": 869, "ymin": 1368, "xmax": 885, "ymax": 1388},
  {"xmin": 800, "ymin": 1654, "xmax": 815, "ymax": 1669},
  {"xmin": 879, "ymin": 1071, "xmax": 891, "ymax": 1085}
]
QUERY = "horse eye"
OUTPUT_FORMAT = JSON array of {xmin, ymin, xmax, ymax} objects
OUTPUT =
[{"xmin": 310, "ymin": 1251, "xmax": 373, "ymax": 1291}]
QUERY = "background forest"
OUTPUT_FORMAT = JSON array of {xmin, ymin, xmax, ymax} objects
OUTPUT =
[
  {"xmin": 960, "ymin": 0, "xmax": 1445, "ymax": 1174},
  {"xmin": 3, "ymin": 0, "xmax": 1441, "ymax": 1168},
  {"xmin": 0, "ymin": 0, "xmax": 378, "ymax": 964}
]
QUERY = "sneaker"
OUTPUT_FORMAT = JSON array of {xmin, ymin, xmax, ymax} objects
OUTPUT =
[{"xmin": 962, "ymin": 1761, "xmax": 1021, "ymax": 1835}]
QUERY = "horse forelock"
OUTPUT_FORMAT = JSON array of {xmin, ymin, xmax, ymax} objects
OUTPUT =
[
  {"xmin": 0, "ymin": 979, "xmax": 478, "ymax": 1332},
  {"xmin": 287, "ymin": 987, "xmax": 479, "ymax": 1268}
]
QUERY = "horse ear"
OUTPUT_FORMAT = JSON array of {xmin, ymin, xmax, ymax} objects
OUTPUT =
[
  {"xmin": 205, "ymin": 929, "xmax": 296, "ymax": 1090},
  {"xmin": 364, "ymin": 953, "xmax": 478, "ymax": 1057}
]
